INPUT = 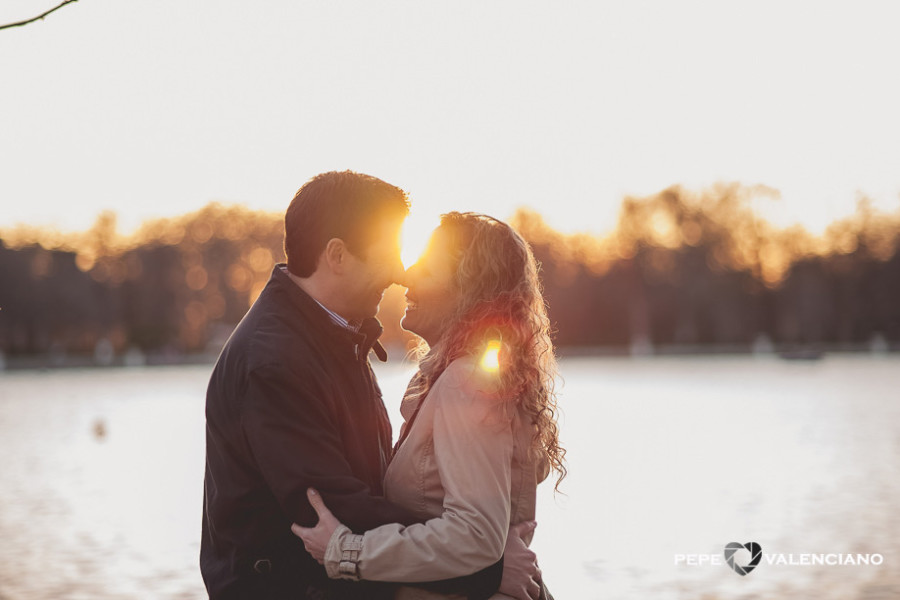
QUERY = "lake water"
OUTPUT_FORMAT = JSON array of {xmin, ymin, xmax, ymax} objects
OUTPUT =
[{"xmin": 0, "ymin": 355, "xmax": 898, "ymax": 599}]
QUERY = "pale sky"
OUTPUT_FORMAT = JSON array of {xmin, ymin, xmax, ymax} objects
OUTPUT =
[{"xmin": 2, "ymin": 0, "xmax": 899, "ymax": 252}]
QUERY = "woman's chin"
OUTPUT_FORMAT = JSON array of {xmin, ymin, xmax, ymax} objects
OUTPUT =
[
  {"xmin": 401, "ymin": 313, "xmax": 425, "ymax": 339},
  {"xmin": 402, "ymin": 316, "xmax": 447, "ymax": 349}
]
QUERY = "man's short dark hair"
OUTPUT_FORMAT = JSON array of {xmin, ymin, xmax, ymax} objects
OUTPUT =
[{"xmin": 284, "ymin": 171, "xmax": 410, "ymax": 277}]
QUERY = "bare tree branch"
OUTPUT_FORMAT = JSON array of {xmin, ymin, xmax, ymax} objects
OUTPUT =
[{"xmin": 0, "ymin": 0, "xmax": 79, "ymax": 32}]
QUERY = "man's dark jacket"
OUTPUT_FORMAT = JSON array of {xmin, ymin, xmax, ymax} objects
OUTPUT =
[{"xmin": 201, "ymin": 265, "xmax": 500, "ymax": 599}]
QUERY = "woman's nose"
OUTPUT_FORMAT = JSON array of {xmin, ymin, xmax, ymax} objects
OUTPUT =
[
  {"xmin": 384, "ymin": 255, "xmax": 405, "ymax": 287},
  {"xmin": 395, "ymin": 266, "xmax": 415, "ymax": 288}
]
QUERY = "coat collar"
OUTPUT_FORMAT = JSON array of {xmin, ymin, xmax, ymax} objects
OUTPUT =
[{"xmin": 269, "ymin": 264, "xmax": 388, "ymax": 362}]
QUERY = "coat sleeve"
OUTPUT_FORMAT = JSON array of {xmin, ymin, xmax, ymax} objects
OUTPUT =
[
  {"xmin": 325, "ymin": 361, "xmax": 515, "ymax": 582},
  {"xmin": 240, "ymin": 362, "xmax": 419, "ymax": 531}
]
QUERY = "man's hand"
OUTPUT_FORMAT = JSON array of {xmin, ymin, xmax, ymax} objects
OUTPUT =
[
  {"xmin": 291, "ymin": 488, "xmax": 341, "ymax": 563},
  {"xmin": 499, "ymin": 521, "xmax": 541, "ymax": 600}
]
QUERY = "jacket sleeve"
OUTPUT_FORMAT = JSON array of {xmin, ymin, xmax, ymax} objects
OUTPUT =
[
  {"xmin": 324, "ymin": 362, "xmax": 515, "ymax": 582},
  {"xmin": 240, "ymin": 362, "xmax": 419, "ymax": 531}
]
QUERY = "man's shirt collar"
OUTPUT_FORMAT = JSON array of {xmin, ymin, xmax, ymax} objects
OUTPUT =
[{"xmin": 280, "ymin": 266, "xmax": 359, "ymax": 332}]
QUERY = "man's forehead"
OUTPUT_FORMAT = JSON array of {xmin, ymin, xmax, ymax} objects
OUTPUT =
[
  {"xmin": 373, "ymin": 216, "xmax": 405, "ymax": 237},
  {"xmin": 364, "ymin": 218, "xmax": 404, "ymax": 251}
]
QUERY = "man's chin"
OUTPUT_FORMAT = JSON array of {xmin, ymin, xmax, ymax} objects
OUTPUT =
[{"xmin": 357, "ymin": 306, "xmax": 379, "ymax": 322}]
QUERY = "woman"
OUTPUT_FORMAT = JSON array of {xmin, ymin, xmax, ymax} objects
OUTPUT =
[{"xmin": 293, "ymin": 212, "xmax": 565, "ymax": 599}]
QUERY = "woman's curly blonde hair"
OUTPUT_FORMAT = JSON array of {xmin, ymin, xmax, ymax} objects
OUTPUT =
[{"xmin": 408, "ymin": 212, "xmax": 566, "ymax": 490}]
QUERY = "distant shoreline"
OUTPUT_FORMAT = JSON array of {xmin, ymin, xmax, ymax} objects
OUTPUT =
[{"xmin": 2, "ymin": 343, "xmax": 896, "ymax": 372}]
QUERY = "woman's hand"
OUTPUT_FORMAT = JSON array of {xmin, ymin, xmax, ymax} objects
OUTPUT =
[{"xmin": 291, "ymin": 488, "xmax": 341, "ymax": 563}]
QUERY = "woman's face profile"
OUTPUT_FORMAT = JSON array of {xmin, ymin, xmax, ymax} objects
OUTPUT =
[{"xmin": 400, "ymin": 226, "xmax": 461, "ymax": 346}]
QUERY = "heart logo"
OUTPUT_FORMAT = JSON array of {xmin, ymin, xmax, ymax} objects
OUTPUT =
[{"xmin": 724, "ymin": 542, "xmax": 762, "ymax": 576}]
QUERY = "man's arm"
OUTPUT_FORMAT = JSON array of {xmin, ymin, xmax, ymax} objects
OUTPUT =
[{"xmin": 241, "ymin": 362, "xmax": 417, "ymax": 530}]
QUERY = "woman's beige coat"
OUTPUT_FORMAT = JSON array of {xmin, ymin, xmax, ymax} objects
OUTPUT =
[{"xmin": 324, "ymin": 356, "xmax": 549, "ymax": 599}]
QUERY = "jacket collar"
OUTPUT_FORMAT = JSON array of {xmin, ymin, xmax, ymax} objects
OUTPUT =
[{"xmin": 270, "ymin": 264, "xmax": 388, "ymax": 362}]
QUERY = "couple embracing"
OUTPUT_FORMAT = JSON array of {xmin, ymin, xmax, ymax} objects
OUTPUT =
[{"xmin": 201, "ymin": 171, "xmax": 565, "ymax": 599}]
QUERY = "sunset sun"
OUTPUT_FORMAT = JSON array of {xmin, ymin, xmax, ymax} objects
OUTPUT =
[{"xmin": 401, "ymin": 214, "xmax": 437, "ymax": 269}]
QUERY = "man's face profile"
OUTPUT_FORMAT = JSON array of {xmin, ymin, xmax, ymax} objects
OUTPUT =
[{"xmin": 340, "ymin": 217, "xmax": 405, "ymax": 321}]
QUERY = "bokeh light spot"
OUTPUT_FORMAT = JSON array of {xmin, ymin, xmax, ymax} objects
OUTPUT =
[{"xmin": 480, "ymin": 340, "xmax": 502, "ymax": 372}]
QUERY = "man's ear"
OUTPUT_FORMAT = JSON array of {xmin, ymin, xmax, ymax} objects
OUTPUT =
[{"xmin": 322, "ymin": 238, "xmax": 347, "ymax": 274}]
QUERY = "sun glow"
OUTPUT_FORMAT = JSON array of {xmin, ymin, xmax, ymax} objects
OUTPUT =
[
  {"xmin": 480, "ymin": 340, "xmax": 502, "ymax": 373},
  {"xmin": 401, "ymin": 214, "xmax": 437, "ymax": 268}
]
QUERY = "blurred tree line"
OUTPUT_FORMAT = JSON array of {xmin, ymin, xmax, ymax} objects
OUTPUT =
[
  {"xmin": 0, "ymin": 205, "xmax": 284, "ymax": 365},
  {"xmin": 511, "ymin": 185, "xmax": 899, "ymax": 353},
  {"xmin": 1, "ymin": 186, "xmax": 898, "ymax": 366}
]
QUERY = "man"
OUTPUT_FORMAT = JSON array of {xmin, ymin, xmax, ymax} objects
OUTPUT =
[{"xmin": 201, "ymin": 171, "xmax": 538, "ymax": 599}]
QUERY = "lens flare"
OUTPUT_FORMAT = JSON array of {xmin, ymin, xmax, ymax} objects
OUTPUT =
[
  {"xmin": 480, "ymin": 340, "xmax": 502, "ymax": 372},
  {"xmin": 401, "ymin": 213, "xmax": 438, "ymax": 269}
]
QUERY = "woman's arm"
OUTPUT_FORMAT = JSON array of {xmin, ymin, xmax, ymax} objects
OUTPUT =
[
  {"xmin": 294, "ymin": 491, "xmax": 540, "ymax": 598},
  {"xmin": 297, "ymin": 361, "xmax": 515, "ymax": 582}
]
